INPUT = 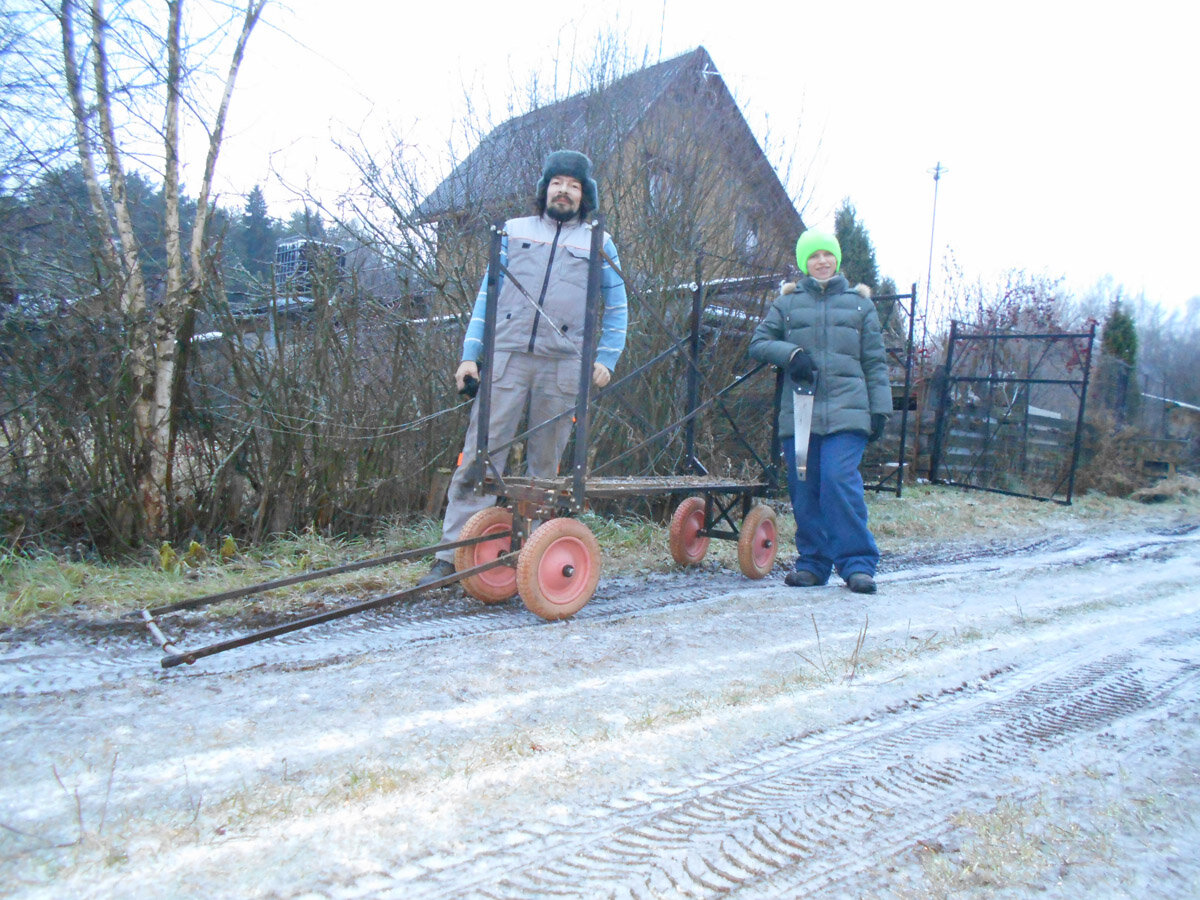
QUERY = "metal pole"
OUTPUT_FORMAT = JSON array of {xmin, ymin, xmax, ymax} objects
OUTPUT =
[
  {"xmin": 1065, "ymin": 322, "xmax": 1097, "ymax": 504},
  {"xmin": 930, "ymin": 318, "xmax": 959, "ymax": 484},
  {"xmin": 894, "ymin": 283, "xmax": 918, "ymax": 497},
  {"xmin": 770, "ymin": 368, "xmax": 783, "ymax": 493},
  {"xmin": 476, "ymin": 224, "xmax": 503, "ymax": 477},
  {"xmin": 570, "ymin": 214, "xmax": 606, "ymax": 512},
  {"xmin": 922, "ymin": 162, "xmax": 947, "ymax": 356},
  {"xmin": 685, "ymin": 255, "xmax": 704, "ymax": 471}
]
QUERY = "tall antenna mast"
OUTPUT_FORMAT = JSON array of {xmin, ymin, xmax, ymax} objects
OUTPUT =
[
  {"xmin": 922, "ymin": 161, "xmax": 948, "ymax": 355},
  {"xmin": 658, "ymin": 0, "xmax": 667, "ymax": 62}
]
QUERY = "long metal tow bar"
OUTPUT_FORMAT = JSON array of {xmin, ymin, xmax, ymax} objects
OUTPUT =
[{"xmin": 138, "ymin": 531, "xmax": 513, "ymax": 669}]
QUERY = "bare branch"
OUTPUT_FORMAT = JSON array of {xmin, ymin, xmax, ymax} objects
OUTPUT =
[
  {"xmin": 57, "ymin": 0, "xmax": 119, "ymax": 274},
  {"xmin": 188, "ymin": 0, "xmax": 266, "ymax": 289},
  {"xmin": 87, "ymin": 0, "xmax": 147, "ymax": 314}
]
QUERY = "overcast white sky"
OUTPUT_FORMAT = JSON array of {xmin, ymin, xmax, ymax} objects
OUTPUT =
[{"xmin": 212, "ymin": 0, "xmax": 1199, "ymax": 313}]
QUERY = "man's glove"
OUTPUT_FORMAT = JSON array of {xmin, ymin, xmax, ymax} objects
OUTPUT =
[
  {"xmin": 788, "ymin": 348, "xmax": 814, "ymax": 383},
  {"xmin": 455, "ymin": 360, "xmax": 480, "ymax": 397},
  {"xmin": 869, "ymin": 413, "xmax": 888, "ymax": 443}
]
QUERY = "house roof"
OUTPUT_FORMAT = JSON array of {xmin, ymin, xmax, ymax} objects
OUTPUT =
[{"xmin": 416, "ymin": 46, "xmax": 800, "ymax": 230}]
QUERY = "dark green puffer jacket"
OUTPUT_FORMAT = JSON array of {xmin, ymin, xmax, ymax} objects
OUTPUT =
[{"xmin": 749, "ymin": 274, "xmax": 891, "ymax": 438}]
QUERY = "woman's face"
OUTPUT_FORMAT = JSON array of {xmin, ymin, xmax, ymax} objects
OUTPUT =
[{"xmin": 806, "ymin": 250, "xmax": 838, "ymax": 280}]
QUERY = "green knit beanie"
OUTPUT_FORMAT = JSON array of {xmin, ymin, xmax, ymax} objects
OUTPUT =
[{"xmin": 794, "ymin": 230, "xmax": 842, "ymax": 274}]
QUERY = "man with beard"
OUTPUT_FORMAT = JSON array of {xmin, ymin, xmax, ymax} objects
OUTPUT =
[{"xmin": 418, "ymin": 150, "xmax": 628, "ymax": 586}]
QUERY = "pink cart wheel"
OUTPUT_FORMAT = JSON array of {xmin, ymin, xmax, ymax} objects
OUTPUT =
[
  {"xmin": 737, "ymin": 504, "xmax": 778, "ymax": 579},
  {"xmin": 516, "ymin": 518, "xmax": 602, "ymax": 620},
  {"xmin": 668, "ymin": 496, "xmax": 710, "ymax": 566},
  {"xmin": 454, "ymin": 506, "xmax": 517, "ymax": 603}
]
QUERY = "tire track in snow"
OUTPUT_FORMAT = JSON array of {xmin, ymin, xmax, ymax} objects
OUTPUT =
[{"xmin": 352, "ymin": 621, "xmax": 1200, "ymax": 899}]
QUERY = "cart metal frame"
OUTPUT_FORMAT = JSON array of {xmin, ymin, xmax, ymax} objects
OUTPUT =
[{"xmin": 140, "ymin": 216, "xmax": 784, "ymax": 668}]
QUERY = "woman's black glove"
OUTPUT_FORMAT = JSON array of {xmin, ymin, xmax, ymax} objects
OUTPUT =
[
  {"xmin": 869, "ymin": 413, "xmax": 888, "ymax": 443},
  {"xmin": 788, "ymin": 348, "xmax": 814, "ymax": 383}
]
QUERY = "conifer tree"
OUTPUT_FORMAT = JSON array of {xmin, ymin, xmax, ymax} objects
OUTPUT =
[
  {"xmin": 1102, "ymin": 301, "xmax": 1138, "ymax": 367},
  {"xmin": 834, "ymin": 200, "xmax": 878, "ymax": 291},
  {"xmin": 1101, "ymin": 301, "xmax": 1138, "ymax": 421},
  {"xmin": 242, "ymin": 185, "xmax": 276, "ymax": 279}
]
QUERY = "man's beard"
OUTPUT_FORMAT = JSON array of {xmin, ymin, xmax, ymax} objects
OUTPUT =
[{"xmin": 546, "ymin": 198, "xmax": 580, "ymax": 222}]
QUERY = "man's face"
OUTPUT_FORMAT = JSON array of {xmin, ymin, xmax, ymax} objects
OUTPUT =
[
  {"xmin": 546, "ymin": 175, "xmax": 583, "ymax": 220},
  {"xmin": 806, "ymin": 250, "xmax": 838, "ymax": 280}
]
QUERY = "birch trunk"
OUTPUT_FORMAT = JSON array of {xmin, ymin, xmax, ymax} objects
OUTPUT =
[
  {"xmin": 162, "ymin": 0, "xmax": 266, "ymax": 519},
  {"xmin": 59, "ymin": 0, "xmax": 267, "ymax": 543}
]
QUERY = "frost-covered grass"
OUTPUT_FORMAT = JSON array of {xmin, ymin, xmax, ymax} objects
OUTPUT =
[
  {"xmin": 0, "ymin": 523, "xmax": 446, "ymax": 629},
  {"xmin": 903, "ymin": 758, "xmax": 1200, "ymax": 899},
  {"xmin": 4, "ymin": 503, "xmax": 1199, "ymax": 898},
  {"xmin": 3, "ymin": 479, "xmax": 1199, "ymax": 629},
  {"xmin": 871, "ymin": 482, "xmax": 1157, "ymax": 547}
]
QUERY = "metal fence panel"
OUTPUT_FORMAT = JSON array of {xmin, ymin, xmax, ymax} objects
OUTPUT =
[{"xmin": 929, "ymin": 321, "xmax": 1097, "ymax": 504}]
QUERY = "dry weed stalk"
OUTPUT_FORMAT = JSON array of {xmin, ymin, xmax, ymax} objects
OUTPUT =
[
  {"xmin": 796, "ymin": 613, "xmax": 871, "ymax": 684},
  {"xmin": 844, "ymin": 615, "xmax": 869, "ymax": 683}
]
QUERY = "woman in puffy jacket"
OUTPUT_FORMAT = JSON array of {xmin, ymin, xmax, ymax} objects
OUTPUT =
[{"xmin": 748, "ymin": 231, "xmax": 891, "ymax": 594}]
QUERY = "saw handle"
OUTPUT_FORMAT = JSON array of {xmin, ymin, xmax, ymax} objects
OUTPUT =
[
  {"xmin": 791, "ymin": 367, "xmax": 818, "ymax": 394},
  {"xmin": 787, "ymin": 347, "xmax": 815, "ymax": 383}
]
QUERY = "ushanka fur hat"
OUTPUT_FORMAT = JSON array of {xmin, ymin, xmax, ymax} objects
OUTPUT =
[
  {"xmin": 795, "ymin": 230, "xmax": 842, "ymax": 274},
  {"xmin": 537, "ymin": 150, "xmax": 599, "ymax": 215}
]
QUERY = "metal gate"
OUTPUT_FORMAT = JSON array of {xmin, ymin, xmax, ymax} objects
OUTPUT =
[
  {"xmin": 863, "ymin": 285, "xmax": 919, "ymax": 497},
  {"xmin": 929, "ymin": 320, "xmax": 1097, "ymax": 504}
]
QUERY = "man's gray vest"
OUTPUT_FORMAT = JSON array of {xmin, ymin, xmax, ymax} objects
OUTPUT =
[{"xmin": 493, "ymin": 214, "xmax": 600, "ymax": 359}]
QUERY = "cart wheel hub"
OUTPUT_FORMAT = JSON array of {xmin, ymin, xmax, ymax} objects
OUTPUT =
[{"xmin": 562, "ymin": 565, "xmax": 575, "ymax": 577}]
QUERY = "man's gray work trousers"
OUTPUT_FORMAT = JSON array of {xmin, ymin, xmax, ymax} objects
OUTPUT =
[{"xmin": 435, "ymin": 350, "xmax": 580, "ymax": 563}]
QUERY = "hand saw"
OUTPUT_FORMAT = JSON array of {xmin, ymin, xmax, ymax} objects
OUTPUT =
[{"xmin": 792, "ymin": 371, "xmax": 817, "ymax": 481}]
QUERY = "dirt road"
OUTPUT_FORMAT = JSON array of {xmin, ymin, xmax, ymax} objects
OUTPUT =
[{"xmin": 3, "ymin": 514, "xmax": 1200, "ymax": 898}]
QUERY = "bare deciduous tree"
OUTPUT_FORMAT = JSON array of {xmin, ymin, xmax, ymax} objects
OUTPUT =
[
  {"xmin": 3, "ymin": 35, "xmax": 816, "ymax": 548},
  {"xmin": 56, "ymin": 0, "xmax": 265, "ymax": 542},
  {"xmin": 322, "ymin": 41, "xmax": 805, "ymax": 508}
]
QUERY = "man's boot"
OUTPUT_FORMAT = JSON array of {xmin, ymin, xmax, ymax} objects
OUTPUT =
[{"xmin": 417, "ymin": 558, "xmax": 456, "ymax": 588}]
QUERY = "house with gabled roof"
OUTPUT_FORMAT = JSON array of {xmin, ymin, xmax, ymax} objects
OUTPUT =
[{"xmin": 416, "ymin": 46, "xmax": 804, "ymax": 316}]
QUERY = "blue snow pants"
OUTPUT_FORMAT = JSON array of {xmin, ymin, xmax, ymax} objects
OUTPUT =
[{"xmin": 782, "ymin": 430, "xmax": 879, "ymax": 584}]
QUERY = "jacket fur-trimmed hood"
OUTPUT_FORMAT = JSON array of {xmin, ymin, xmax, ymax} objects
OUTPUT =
[{"xmin": 780, "ymin": 279, "xmax": 872, "ymax": 299}]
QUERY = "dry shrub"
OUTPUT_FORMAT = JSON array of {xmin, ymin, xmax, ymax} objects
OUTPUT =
[
  {"xmin": 1130, "ymin": 474, "xmax": 1200, "ymax": 504},
  {"xmin": 1073, "ymin": 413, "xmax": 1147, "ymax": 498}
]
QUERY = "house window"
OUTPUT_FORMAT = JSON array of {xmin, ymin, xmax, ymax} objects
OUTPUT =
[
  {"xmin": 646, "ymin": 158, "xmax": 671, "ymax": 211},
  {"xmin": 735, "ymin": 211, "xmax": 759, "ymax": 255},
  {"xmin": 649, "ymin": 171, "xmax": 666, "ymax": 208}
]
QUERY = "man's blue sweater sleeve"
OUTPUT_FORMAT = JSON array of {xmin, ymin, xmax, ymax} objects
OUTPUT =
[
  {"xmin": 596, "ymin": 235, "xmax": 628, "ymax": 371},
  {"xmin": 461, "ymin": 235, "xmax": 507, "ymax": 363}
]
